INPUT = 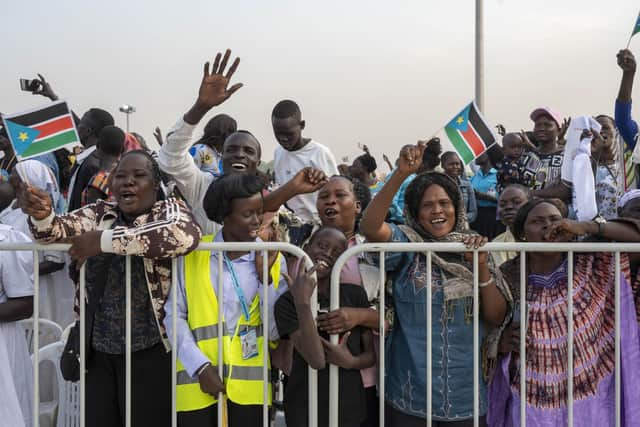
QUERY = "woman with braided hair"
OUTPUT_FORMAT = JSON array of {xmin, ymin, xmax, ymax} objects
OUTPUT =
[{"xmin": 360, "ymin": 142, "xmax": 510, "ymax": 426}]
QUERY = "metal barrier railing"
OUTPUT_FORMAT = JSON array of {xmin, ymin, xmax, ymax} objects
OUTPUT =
[
  {"xmin": 8, "ymin": 240, "xmax": 639, "ymax": 426},
  {"xmin": 329, "ymin": 242, "xmax": 640, "ymax": 427},
  {"xmin": 6, "ymin": 242, "xmax": 313, "ymax": 427}
]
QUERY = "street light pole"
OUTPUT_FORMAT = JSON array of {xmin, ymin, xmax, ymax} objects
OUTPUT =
[
  {"xmin": 119, "ymin": 104, "xmax": 136, "ymax": 133},
  {"xmin": 475, "ymin": 0, "xmax": 484, "ymax": 112}
]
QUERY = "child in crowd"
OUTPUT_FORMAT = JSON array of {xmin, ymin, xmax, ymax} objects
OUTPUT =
[
  {"xmin": 492, "ymin": 132, "xmax": 528, "ymax": 194},
  {"xmin": 441, "ymin": 151, "xmax": 478, "ymax": 225},
  {"xmin": 272, "ymin": 100, "xmax": 339, "ymax": 225},
  {"xmin": 275, "ymin": 226, "xmax": 375, "ymax": 427},
  {"xmin": 491, "ymin": 184, "xmax": 530, "ymax": 266}
]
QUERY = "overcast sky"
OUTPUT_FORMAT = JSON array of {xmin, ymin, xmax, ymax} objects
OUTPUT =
[{"xmin": 1, "ymin": 0, "xmax": 639, "ymax": 166}]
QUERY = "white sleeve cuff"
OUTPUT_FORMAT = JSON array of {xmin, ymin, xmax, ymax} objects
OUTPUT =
[
  {"xmin": 186, "ymin": 353, "xmax": 211, "ymax": 379},
  {"xmin": 100, "ymin": 229, "xmax": 115, "ymax": 253},
  {"xmin": 30, "ymin": 211, "xmax": 55, "ymax": 230}
]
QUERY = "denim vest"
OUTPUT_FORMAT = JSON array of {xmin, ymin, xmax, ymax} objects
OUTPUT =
[{"xmin": 382, "ymin": 224, "xmax": 487, "ymax": 420}]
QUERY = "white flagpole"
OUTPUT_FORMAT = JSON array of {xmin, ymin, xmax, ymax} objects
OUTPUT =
[{"xmin": 475, "ymin": 0, "xmax": 484, "ymax": 113}]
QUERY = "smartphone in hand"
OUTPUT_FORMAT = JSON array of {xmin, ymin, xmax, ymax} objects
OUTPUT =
[{"xmin": 19, "ymin": 78, "xmax": 41, "ymax": 92}]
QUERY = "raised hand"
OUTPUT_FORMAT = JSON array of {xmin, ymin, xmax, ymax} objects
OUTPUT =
[
  {"xmin": 495, "ymin": 124, "xmax": 506, "ymax": 137},
  {"xmin": 396, "ymin": 141, "xmax": 426, "ymax": 177},
  {"xmin": 617, "ymin": 49, "xmax": 637, "ymax": 74},
  {"xmin": 558, "ymin": 117, "xmax": 571, "ymax": 141},
  {"xmin": 282, "ymin": 261, "xmax": 321, "ymax": 306},
  {"xmin": 153, "ymin": 126, "xmax": 164, "ymax": 146},
  {"xmin": 32, "ymin": 74, "xmax": 58, "ymax": 101},
  {"xmin": 16, "ymin": 183, "xmax": 52, "ymax": 220},
  {"xmin": 292, "ymin": 167, "xmax": 328, "ymax": 194},
  {"xmin": 196, "ymin": 50, "xmax": 243, "ymax": 109},
  {"xmin": 519, "ymin": 130, "xmax": 536, "ymax": 150}
]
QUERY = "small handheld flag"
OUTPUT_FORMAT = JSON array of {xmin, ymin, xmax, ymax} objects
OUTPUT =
[
  {"xmin": 437, "ymin": 101, "xmax": 497, "ymax": 165},
  {"xmin": 1, "ymin": 101, "xmax": 80, "ymax": 161},
  {"xmin": 627, "ymin": 10, "xmax": 640, "ymax": 48}
]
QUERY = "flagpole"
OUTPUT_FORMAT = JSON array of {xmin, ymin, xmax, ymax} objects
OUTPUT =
[
  {"xmin": 475, "ymin": 0, "xmax": 484, "ymax": 113},
  {"xmin": 627, "ymin": 34, "xmax": 633, "ymax": 50}
]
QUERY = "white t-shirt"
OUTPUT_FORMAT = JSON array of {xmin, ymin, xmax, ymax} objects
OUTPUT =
[
  {"xmin": 0, "ymin": 225, "xmax": 34, "ymax": 427},
  {"xmin": 273, "ymin": 140, "xmax": 339, "ymax": 223}
]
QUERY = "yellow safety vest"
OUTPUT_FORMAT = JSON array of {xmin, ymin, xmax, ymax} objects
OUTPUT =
[{"xmin": 175, "ymin": 235, "xmax": 281, "ymax": 412}]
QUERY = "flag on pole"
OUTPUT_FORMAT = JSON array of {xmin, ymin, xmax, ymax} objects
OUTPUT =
[
  {"xmin": 1, "ymin": 101, "xmax": 80, "ymax": 161},
  {"xmin": 633, "ymin": 11, "xmax": 640, "ymax": 37},
  {"xmin": 439, "ymin": 101, "xmax": 496, "ymax": 165}
]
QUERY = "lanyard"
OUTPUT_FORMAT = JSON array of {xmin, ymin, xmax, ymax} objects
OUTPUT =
[{"xmin": 223, "ymin": 254, "xmax": 251, "ymax": 321}]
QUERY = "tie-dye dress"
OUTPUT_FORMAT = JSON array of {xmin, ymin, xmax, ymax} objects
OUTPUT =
[{"xmin": 488, "ymin": 252, "xmax": 640, "ymax": 427}]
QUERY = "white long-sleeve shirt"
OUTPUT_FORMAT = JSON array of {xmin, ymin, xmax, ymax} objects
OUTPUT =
[
  {"xmin": 164, "ymin": 233, "xmax": 288, "ymax": 378},
  {"xmin": 158, "ymin": 117, "xmax": 220, "ymax": 235}
]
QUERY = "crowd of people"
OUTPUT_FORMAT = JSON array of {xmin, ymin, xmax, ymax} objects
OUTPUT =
[{"xmin": 1, "ymin": 47, "xmax": 640, "ymax": 427}]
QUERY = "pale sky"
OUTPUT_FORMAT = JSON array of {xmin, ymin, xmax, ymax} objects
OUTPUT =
[{"xmin": 1, "ymin": 0, "xmax": 639, "ymax": 167}]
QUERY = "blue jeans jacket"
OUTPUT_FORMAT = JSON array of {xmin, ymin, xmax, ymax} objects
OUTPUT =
[{"xmin": 381, "ymin": 224, "xmax": 487, "ymax": 421}]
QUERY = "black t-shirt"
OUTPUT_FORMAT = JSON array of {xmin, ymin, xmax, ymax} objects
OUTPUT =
[{"xmin": 275, "ymin": 283, "xmax": 369, "ymax": 427}]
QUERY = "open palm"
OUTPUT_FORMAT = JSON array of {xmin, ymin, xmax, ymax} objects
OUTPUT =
[{"xmin": 197, "ymin": 49, "xmax": 243, "ymax": 109}]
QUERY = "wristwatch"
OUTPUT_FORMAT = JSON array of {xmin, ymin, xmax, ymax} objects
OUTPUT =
[{"xmin": 593, "ymin": 215, "xmax": 606, "ymax": 237}]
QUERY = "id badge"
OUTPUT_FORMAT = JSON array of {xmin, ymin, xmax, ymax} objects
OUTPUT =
[{"xmin": 239, "ymin": 327, "xmax": 259, "ymax": 360}]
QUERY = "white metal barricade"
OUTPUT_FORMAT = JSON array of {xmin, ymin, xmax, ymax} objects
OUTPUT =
[
  {"xmin": 10, "ymin": 240, "xmax": 640, "ymax": 426},
  {"xmin": 3, "ymin": 241, "xmax": 313, "ymax": 427},
  {"xmin": 329, "ymin": 242, "xmax": 640, "ymax": 427}
]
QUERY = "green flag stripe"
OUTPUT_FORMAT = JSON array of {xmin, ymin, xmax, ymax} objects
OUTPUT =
[
  {"xmin": 445, "ymin": 126, "xmax": 474, "ymax": 164},
  {"xmin": 21, "ymin": 130, "xmax": 77, "ymax": 157}
]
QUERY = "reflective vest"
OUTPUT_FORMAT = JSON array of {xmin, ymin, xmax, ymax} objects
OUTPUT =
[{"xmin": 176, "ymin": 235, "xmax": 281, "ymax": 411}]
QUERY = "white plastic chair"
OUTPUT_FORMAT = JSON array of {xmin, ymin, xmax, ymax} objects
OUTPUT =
[
  {"xmin": 19, "ymin": 317, "xmax": 64, "ymax": 353},
  {"xmin": 33, "ymin": 342, "xmax": 61, "ymax": 427},
  {"xmin": 33, "ymin": 341, "xmax": 81, "ymax": 427}
]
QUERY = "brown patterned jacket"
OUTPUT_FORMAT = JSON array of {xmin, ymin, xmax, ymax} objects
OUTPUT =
[{"xmin": 29, "ymin": 197, "xmax": 202, "ymax": 350}]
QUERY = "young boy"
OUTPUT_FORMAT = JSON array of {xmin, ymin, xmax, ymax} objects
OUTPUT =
[
  {"xmin": 275, "ymin": 226, "xmax": 375, "ymax": 427},
  {"xmin": 272, "ymin": 100, "xmax": 339, "ymax": 224}
]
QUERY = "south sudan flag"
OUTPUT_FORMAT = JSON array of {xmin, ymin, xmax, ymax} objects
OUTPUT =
[
  {"xmin": 633, "ymin": 11, "xmax": 640, "ymax": 37},
  {"xmin": 443, "ymin": 102, "xmax": 496, "ymax": 165},
  {"xmin": 1, "ymin": 101, "xmax": 79, "ymax": 160}
]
